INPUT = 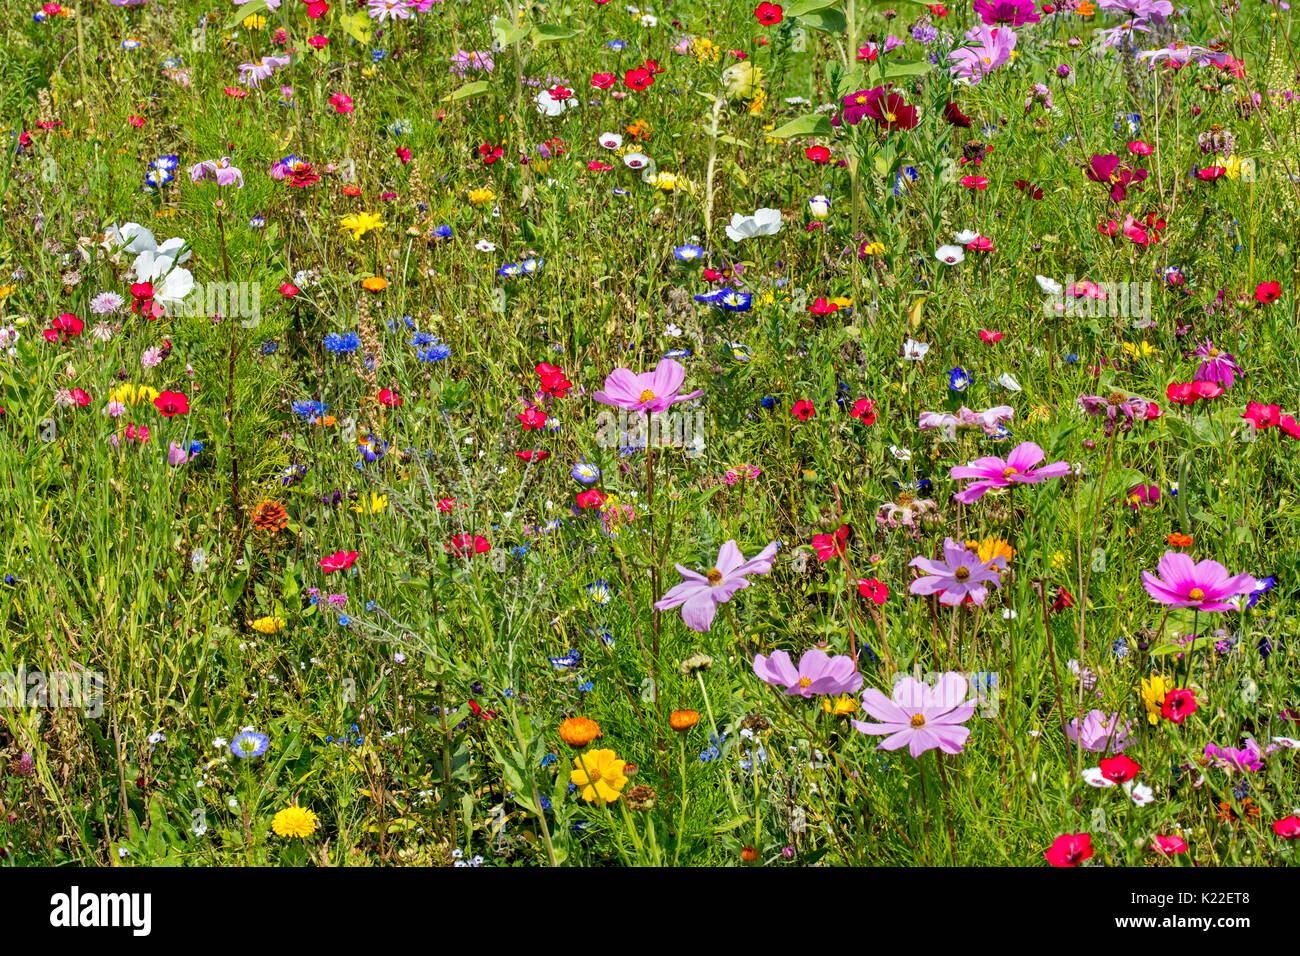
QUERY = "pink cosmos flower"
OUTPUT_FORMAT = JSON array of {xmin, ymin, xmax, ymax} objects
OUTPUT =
[
  {"xmin": 1141, "ymin": 551, "xmax": 1257, "ymax": 611},
  {"xmin": 752, "ymin": 649, "xmax": 863, "ymax": 697},
  {"xmin": 593, "ymin": 358, "xmax": 703, "ymax": 414},
  {"xmin": 949, "ymin": 440, "xmax": 1071, "ymax": 504},
  {"xmin": 190, "ymin": 157, "xmax": 244, "ymax": 188},
  {"xmin": 948, "ymin": 24, "xmax": 1017, "ymax": 84},
  {"xmin": 851, "ymin": 672, "xmax": 975, "ymax": 757},
  {"xmin": 653, "ymin": 540, "xmax": 779, "ymax": 632},
  {"xmin": 909, "ymin": 538, "xmax": 1004, "ymax": 606},
  {"xmin": 1066, "ymin": 709, "xmax": 1133, "ymax": 752}
]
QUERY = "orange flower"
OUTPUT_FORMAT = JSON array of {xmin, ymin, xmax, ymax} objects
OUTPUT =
[
  {"xmin": 558, "ymin": 716, "xmax": 602, "ymax": 748},
  {"xmin": 361, "ymin": 276, "xmax": 387, "ymax": 292},
  {"xmin": 669, "ymin": 709, "xmax": 699, "ymax": 731},
  {"xmin": 252, "ymin": 500, "xmax": 289, "ymax": 531},
  {"xmin": 1166, "ymin": 532, "xmax": 1193, "ymax": 547},
  {"xmin": 1076, "ymin": 0, "xmax": 1095, "ymax": 12},
  {"xmin": 740, "ymin": 846, "xmax": 759, "ymax": 863}
]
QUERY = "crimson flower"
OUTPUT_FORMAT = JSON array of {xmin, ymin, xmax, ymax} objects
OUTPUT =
[
  {"xmin": 1166, "ymin": 380, "xmax": 1223, "ymax": 404},
  {"xmin": 1085, "ymin": 153, "xmax": 1147, "ymax": 201},
  {"xmin": 1274, "ymin": 816, "xmax": 1300, "ymax": 839},
  {"xmin": 864, "ymin": 91, "xmax": 919, "ymax": 131},
  {"xmin": 517, "ymin": 407, "xmax": 547, "ymax": 429},
  {"xmin": 1045, "ymin": 833, "xmax": 1093, "ymax": 867},
  {"xmin": 805, "ymin": 145, "xmax": 831, "ymax": 163},
  {"xmin": 1099, "ymin": 754, "xmax": 1141, "ymax": 784},
  {"xmin": 43, "ymin": 313, "xmax": 84, "ymax": 343},
  {"xmin": 1242, "ymin": 402, "xmax": 1282, "ymax": 429},
  {"xmin": 808, "ymin": 297, "xmax": 838, "ymax": 315},
  {"xmin": 1255, "ymin": 280, "xmax": 1282, "ymax": 304},
  {"xmin": 320, "ymin": 550, "xmax": 358, "ymax": 572},
  {"xmin": 446, "ymin": 535, "xmax": 491, "ymax": 557},
  {"xmin": 377, "ymin": 388, "xmax": 402, "ymax": 407},
  {"xmin": 858, "ymin": 578, "xmax": 889, "ymax": 604},
  {"xmin": 153, "ymin": 391, "xmax": 189, "ymax": 416},
  {"xmin": 754, "ymin": 1, "xmax": 783, "ymax": 24},
  {"xmin": 812, "ymin": 525, "xmax": 849, "ymax": 562},
  {"xmin": 791, "ymin": 399, "xmax": 815, "ymax": 421},
  {"xmin": 849, "ymin": 398, "xmax": 877, "ymax": 424},
  {"xmin": 535, "ymin": 362, "xmax": 572, "ymax": 398},
  {"xmin": 575, "ymin": 489, "xmax": 607, "ymax": 509},
  {"xmin": 1161, "ymin": 688, "xmax": 1198, "ymax": 724},
  {"xmin": 624, "ymin": 67, "xmax": 654, "ymax": 91}
]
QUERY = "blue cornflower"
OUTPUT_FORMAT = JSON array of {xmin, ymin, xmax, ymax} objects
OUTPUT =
[
  {"xmin": 248, "ymin": 216, "xmax": 267, "ymax": 230},
  {"xmin": 431, "ymin": 224, "xmax": 453, "ymax": 239},
  {"xmin": 1243, "ymin": 576, "xmax": 1276, "ymax": 610},
  {"xmin": 372, "ymin": 49, "xmax": 387, "ymax": 62},
  {"xmin": 292, "ymin": 400, "xmax": 328, "ymax": 418},
  {"xmin": 338, "ymin": 615, "xmax": 351, "ymax": 626},
  {"xmin": 230, "ymin": 730, "xmax": 270, "ymax": 759},
  {"xmin": 408, "ymin": 331, "xmax": 440, "ymax": 346},
  {"xmin": 607, "ymin": 40, "xmax": 627, "ymax": 50},
  {"xmin": 260, "ymin": 339, "xmax": 279, "ymax": 354},
  {"xmin": 324, "ymin": 331, "xmax": 360, "ymax": 354},
  {"xmin": 416, "ymin": 343, "xmax": 451, "ymax": 363}
]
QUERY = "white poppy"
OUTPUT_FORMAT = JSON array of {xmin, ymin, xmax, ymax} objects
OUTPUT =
[
  {"xmin": 1125, "ymin": 781, "xmax": 1155, "ymax": 807},
  {"xmin": 724, "ymin": 207, "xmax": 783, "ymax": 242},
  {"xmin": 890, "ymin": 445, "xmax": 912, "ymax": 462},
  {"xmin": 902, "ymin": 338, "xmax": 930, "ymax": 361},
  {"xmin": 623, "ymin": 152, "xmax": 652, "ymax": 170},
  {"xmin": 535, "ymin": 88, "xmax": 577, "ymax": 117},
  {"xmin": 1036, "ymin": 274, "xmax": 1063, "ymax": 295},
  {"xmin": 935, "ymin": 244, "xmax": 965, "ymax": 265},
  {"xmin": 598, "ymin": 132, "xmax": 623, "ymax": 150},
  {"xmin": 953, "ymin": 229, "xmax": 979, "ymax": 244},
  {"xmin": 1082, "ymin": 767, "xmax": 1114, "ymax": 788}
]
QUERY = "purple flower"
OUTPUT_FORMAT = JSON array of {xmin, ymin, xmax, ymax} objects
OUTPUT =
[
  {"xmin": 851, "ymin": 672, "xmax": 976, "ymax": 757},
  {"xmin": 1192, "ymin": 339, "xmax": 1243, "ymax": 388},
  {"xmin": 593, "ymin": 358, "xmax": 703, "ymax": 414},
  {"xmin": 949, "ymin": 441, "xmax": 1071, "ymax": 504},
  {"xmin": 908, "ymin": 537, "xmax": 1005, "ymax": 606},
  {"xmin": 948, "ymin": 24, "xmax": 1018, "ymax": 84},
  {"xmin": 973, "ymin": 0, "xmax": 1041, "ymax": 25},
  {"xmin": 1141, "ymin": 552, "xmax": 1258, "ymax": 611},
  {"xmin": 190, "ymin": 157, "xmax": 244, "ymax": 188},
  {"xmin": 1066, "ymin": 709, "xmax": 1133, "ymax": 753},
  {"xmin": 1204, "ymin": 738, "xmax": 1273, "ymax": 772},
  {"xmin": 654, "ymin": 540, "xmax": 778, "ymax": 632},
  {"xmin": 752, "ymin": 649, "xmax": 863, "ymax": 697}
]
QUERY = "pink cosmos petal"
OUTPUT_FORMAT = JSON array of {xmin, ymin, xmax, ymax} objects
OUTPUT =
[
  {"xmin": 680, "ymin": 590, "xmax": 720, "ymax": 632},
  {"xmin": 1005, "ymin": 441, "xmax": 1046, "ymax": 472},
  {"xmin": 715, "ymin": 540, "xmax": 746, "ymax": 575}
]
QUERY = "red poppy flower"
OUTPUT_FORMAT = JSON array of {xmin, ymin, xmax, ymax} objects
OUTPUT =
[
  {"xmin": 304, "ymin": 0, "xmax": 329, "ymax": 16},
  {"xmin": 1161, "ymin": 688, "xmax": 1198, "ymax": 724},
  {"xmin": 320, "ymin": 550, "xmax": 359, "ymax": 572},
  {"xmin": 1099, "ymin": 754, "xmax": 1141, "ymax": 784},
  {"xmin": 535, "ymin": 362, "xmax": 572, "ymax": 398},
  {"xmin": 1255, "ymin": 281, "xmax": 1282, "ymax": 304},
  {"xmin": 812, "ymin": 524, "xmax": 849, "ymax": 561},
  {"xmin": 153, "ymin": 391, "xmax": 190, "ymax": 416},
  {"xmin": 478, "ymin": 142, "xmax": 504, "ymax": 164},
  {"xmin": 624, "ymin": 67, "xmax": 654, "ymax": 91},
  {"xmin": 805, "ymin": 145, "xmax": 831, "ymax": 163},
  {"xmin": 754, "ymin": 1, "xmax": 783, "ymax": 24},
  {"xmin": 69, "ymin": 387, "xmax": 91, "ymax": 407},
  {"xmin": 808, "ymin": 297, "xmax": 839, "ymax": 315},
  {"xmin": 1274, "ymin": 816, "xmax": 1300, "ymax": 839},
  {"xmin": 377, "ymin": 388, "xmax": 402, "ymax": 407},
  {"xmin": 280, "ymin": 282, "xmax": 300, "ymax": 297},
  {"xmin": 979, "ymin": 329, "xmax": 1004, "ymax": 344},
  {"xmin": 1045, "ymin": 833, "xmax": 1093, "ymax": 867},
  {"xmin": 791, "ymin": 399, "xmax": 816, "ymax": 421},
  {"xmin": 591, "ymin": 72, "xmax": 617, "ymax": 89},
  {"xmin": 1166, "ymin": 381, "xmax": 1223, "ymax": 404},
  {"xmin": 446, "ymin": 535, "xmax": 491, "ymax": 557},
  {"xmin": 929, "ymin": 2, "xmax": 948, "ymax": 13},
  {"xmin": 516, "ymin": 450, "xmax": 551, "ymax": 462},
  {"xmin": 1197, "ymin": 166, "xmax": 1226, "ymax": 181},
  {"xmin": 1280, "ymin": 415, "xmax": 1300, "ymax": 439},
  {"xmin": 1242, "ymin": 402, "xmax": 1282, "ymax": 429},
  {"xmin": 849, "ymin": 398, "xmax": 877, "ymax": 424},
  {"xmin": 959, "ymin": 175, "xmax": 989, "ymax": 189},
  {"xmin": 575, "ymin": 489, "xmax": 607, "ymax": 509},
  {"xmin": 857, "ymin": 577, "xmax": 889, "ymax": 604},
  {"xmin": 43, "ymin": 313, "xmax": 84, "ymax": 343},
  {"xmin": 517, "ymin": 407, "xmax": 547, "ymax": 430}
]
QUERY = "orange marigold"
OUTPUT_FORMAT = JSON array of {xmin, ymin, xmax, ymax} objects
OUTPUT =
[
  {"xmin": 559, "ymin": 716, "xmax": 602, "ymax": 748},
  {"xmin": 669, "ymin": 709, "xmax": 699, "ymax": 731},
  {"xmin": 253, "ymin": 500, "xmax": 289, "ymax": 531}
]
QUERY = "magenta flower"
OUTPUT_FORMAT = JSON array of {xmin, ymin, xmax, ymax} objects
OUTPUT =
[
  {"xmin": 593, "ymin": 358, "xmax": 703, "ymax": 414},
  {"xmin": 852, "ymin": 672, "xmax": 976, "ymax": 757},
  {"xmin": 973, "ymin": 0, "xmax": 1040, "ymax": 25},
  {"xmin": 654, "ymin": 540, "xmax": 778, "ymax": 632},
  {"xmin": 752, "ymin": 649, "xmax": 862, "ymax": 698},
  {"xmin": 1192, "ymin": 339, "xmax": 1243, "ymax": 388},
  {"xmin": 1066, "ymin": 709, "xmax": 1133, "ymax": 753},
  {"xmin": 949, "ymin": 441, "xmax": 1071, "ymax": 504},
  {"xmin": 1204, "ymin": 738, "xmax": 1273, "ymax": 772},
  {"xmin": 908, "ymin": 538, "xmax": 1005, "ymax": 606},
  {"xmin": 1141, "ymin": 552, "xmax": 1258, "ymax": 611}
]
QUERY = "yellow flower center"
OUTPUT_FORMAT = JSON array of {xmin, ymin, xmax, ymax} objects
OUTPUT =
[
  {"xmin": 1208, "ymin": 348, "xmax": 1220, "ymax": 357},
  {"xmin": 910, "ymin": 714, "xmax": 926, "ymax": 728},
  {"xmin": 707, "ymin": 568, "xmax": 724, "ymax": 586},
  {"xmin": 954, "ymin": 567, "xmax": 970, "ymax": 581},
  {"xmin": 1189, "ymin": 587, "xmax": 1205, "ymax": 600},
  {"xmin": 884, "ymin": 111, "xmax": 896, "ymax": 122},
  {"xmin": 639, "ymin": 389, "xmax": 656, "ymax": 403},
  {"xmin": 1003, "ymin": 467, "xmax": 1019, "ymax": 478},
  {"xmin": 799, "ymin": 677, "xmax": 812, "ymax": 689},
  {"xmin": 855, "ymin": 94, "xmax": 869, "ymax": 104}
]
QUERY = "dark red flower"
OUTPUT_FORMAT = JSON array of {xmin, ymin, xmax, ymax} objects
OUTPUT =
[
  {"xmin": 754, "ymin": 1, "xmax": 783, "ymax": 25},
  {"xmin": 1255, "ymin": 281, "xmax": 1282, "ymax": 304},
  {"xmin": 792, "ymin": 399, "xmax": 816, "ymax": 421},
  {"xmin": 1099, "ymin": 754, "xmax": 1141, "ymax": 784},
  {"xmin": 535, "ymin": 362, "xmax": 572, "ymax": 398}
]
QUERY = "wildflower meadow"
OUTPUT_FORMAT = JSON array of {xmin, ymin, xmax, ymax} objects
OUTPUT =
[{"xmin": 3, "ymin": 0, "xmax": 1300, "ymax": 886}]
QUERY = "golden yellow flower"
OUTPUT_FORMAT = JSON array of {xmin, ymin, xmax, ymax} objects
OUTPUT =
[
  {"xmin": 859, "ymin": 241, "xmax": 886, "ymax": 256},
  {"xmin": 966, "ymin": 537, "xmax": 1015, "ymax": 566},
  {"xmin": 569, "ymin": 748, "xmax": 628, "ymax": 804},
  {"xmin": 691, "ymin": 37, "xmax": 721, "ymax": 63},
  {"xmin": 361, "ymin": 276, "xmax": 387, "ymax": 292},
  {"xmin": 352, "ymin": 493, "xmax": 388, "ymax": 515},
  {"xmin": 821, "ymin": 694, "xmax": 859, "ymax": 716},
  {"xmin": 242, "ymin": 13, "xmax": 266, "ymax": 29},
  {"xmin": 271, "ymin": 805, "xmax": 319, "ymax": 838},
  {"xmin": 251, "ymin": 616, "xmax": 285, "ymax": 634},
  {"xmin": 109, "ymin": 383, "xmax": 160, "ymax": 406},
  {"xmin": 1141, "ymin": 674, "xmax": 1170, "ymax": 725},
  {"xmin": 468, "ymin": 187, "xmax": 496, "ymax": 205},
  {"xmin": 748, "ymin": 88, "xmax": 768, "ymax": 115},
  {"xmin": 339, "ymin": 211, "xmax": 384, "ymax": 240},
  {"xmin": 559, "ymin": 716, "xmax": 602, "ymax": 748}
]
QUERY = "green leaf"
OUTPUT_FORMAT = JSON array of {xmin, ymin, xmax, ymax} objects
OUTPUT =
[
  {"xmin": 879, "ymin": 58, "xmax": 935, "ymax": 80},
  {"xmin": 444, "ymin": 80, "xmax": 493, "ymax": 102},
  {"xmin": 493, "ymin": 19, "xmax": 531, "ymax": 47},
  {"xmin": 532, "ymin": 23, "xmax": 578, "ymax": 43},
  {"xmin": 339, "ymin": 11, "xmax": 372, "ymax": 44},
  {"xmin": 224, "ymin": 0, "xmax": 269, "ymax": 30},
  {"xmin": 767, "ymin": 114, "xmax": 834, "ymax": 139},
  {"xmin": 797, "ymin": 8, "xmax": 848, "ymax": 32},
  {"xmin": 786, "ymin": 0, "xmax": 841, "ymax": 14}
]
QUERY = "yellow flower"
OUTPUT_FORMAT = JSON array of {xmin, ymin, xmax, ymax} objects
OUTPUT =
[
  {"xmin": 831, "ymin": 296, "xmax": 853, "ymax": 309},
  {"xmin": 468, "ymin": 187, "xmax": 496, "ymax": 205},
  {"xmin": 339, "ymin": 211, "xmax": 384, "ymax": 240},
  {"xmin": 1050, "ymin": 550, "xmax": 1068, "ymax": 571},
  {"xmin": 1141, "ymin": 674, "xmax": 1170, "ymax": 725},
  {"xmin": 748, "ymin": 88, "xmax": 768, "ymax": 115},
  {"xmin": 271, "ymin": 805, "xmax": 319, "ymax": 838},
  {"xmin": 242, "ymin": 13, "xmax": 266, "ymax": 29},
  {"xmin": 966, "ymin": 537, "xmax": 1015, "ymax": 567},
  {"xmin": 691, "ymin": 37, "xmax": 721, "ymax": 63},
  {"xmin": 0, "ymin": 285, "xmax": 15, "ymax": 298},
  {"xmin": 821, "ymin": 694, "xmax": 859, "ymax": 716},
  {"xmin": 352, "ymin": 493, "xmax": 388, "ymax": 515},
  {"xmin": 361, "ymin": 276, "xmax": 388, "ymax": 292},
  {"xmin": 251, "ymin": 616, "xmax": 285, "ymax": 634},
  {"xmin": 569, "ymin": 748, "xmax": 628, "ymax": 804},
  {"xmin": 1121, "ymin": 341, "xmax": 1157, "ymax": 359},
  {"xmin": 109, "ymin": 383, "xmax": 160, "ymax": 406},
  {"xmin": 859, "ymin": 241, "xmax": 886, "ymax": 256}
]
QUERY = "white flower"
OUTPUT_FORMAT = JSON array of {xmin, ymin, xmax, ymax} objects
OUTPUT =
[
  {"xmin": 598, "ymin": 132, "xmax": 624, "ymax": 150},
  {"xmin": 640, "ymin": 13, "xmax": 657, "ymax": 25},
  {"xmin": 724, "ymin": 207, "xmax": 783, "ymax": 242},
  {"xmin": 475, "ymin": 239, "xmax": 496, "ymax": 252},
  {"xmin": 890, "ymin": 445, "xmax": 912, "ymax": 462},
  {"xmin": 1036, "ymin": 274, "xmax": 1062, "ymax": 295},
  {"xmin": 623, "ymin": 151, "xmax": 652, "ymax": 170},
  {"xmin": 535, "ymin": 88, "xmax": 577, "ymax": 116},
  {"xmin": 997, "ymin": 372, "xmax": 1022, "ymax": 392},
  {"xmin": 935, "ymin": 244, "xmax": 965, "ymax": 265},
  {"xmin": 807, "ymin": 195, "xmax": 830, "ymax": 220},
  {"xmin": 902, "ymin": 338, "xmax": 930, "ymax": 361},
  {"xmin": 1125, "ymin": 781, "xmax": 1155, "ymax": 807},
  {"xmin": 953, "ymin": 229, "xmax": 979, "ymax": 244},
  {"xmin": 1082, "ymin": 767, "xmax": 1115, "ymax": 788},
  {"xmin": 1272, "ymin": 736, "xmax": 1300, "ymax": 749},
  {"xmin": 664, "ymin": 323, "xmax": 682, "ymax": 337}
]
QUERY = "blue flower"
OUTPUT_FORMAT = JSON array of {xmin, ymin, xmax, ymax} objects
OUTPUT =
[
  {"xmin": 948, "ymin": 367, "xmax": 971, "ymax": 392},
  {"xmin": 673, "ymin": 244, "xmax": 705, "ymax": 262},
  {"xmin": 1242, "ymin": 575, "xmax": 1276, "ymax": 610},
  {"xmin": 292, "ymin": 399, "xmax": 328, "ymax": 418},
  {"xmin": 431, "ymin": 224, "xmax": 453, "ymax": 239},
  {"xmin": 498, "ymin": 263, "xmax": 523, "ymax": 277},
  {"xmin": 416, "ymin": 343, "xmax": 451, "ymax": 363},
  {"xmin": 248, "ymin": 216, "xmax": 267, "ymax": 230},
  {"xmin": 324, "ymin": 331, "xmax": 360, "ymax": 355},
  {"xmin": 718, "ymin": 288, "xmax": 752, "ymax": 312},
  {"xmin": 521, "ymin": 257, "xmax": 544, "ymax": 274},
  {"xmin": 585, "ymin": 579, "xmax": 616, "ymax": 606},
  {"xmin": 230, "ymin": 730, "xmax": 270, "ymax": 759},
  {"xmin": 1115, "ymin": 112, "xmax": 1142, "ymax": 137},
  {"xmin": 570, "ymin": 459, "xmax": 602, "ymax": 484},
  {"xmin": 260, "ymin": 339, "xmax": 279, "ymax": 354},
  {"xmin": 894, "ymin": 165, "xmax": 919, "ymax": 197},
  {"xmin": 607, "ymin": 40, "xmax": 627, "ymax": 50},
  {"xmin": 549, "ymin": 649, "xmax": 581, "ymax": 670},
  {"xmin": 663, "ymin": 347, "xmax": 692, "ymax": 359}
]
